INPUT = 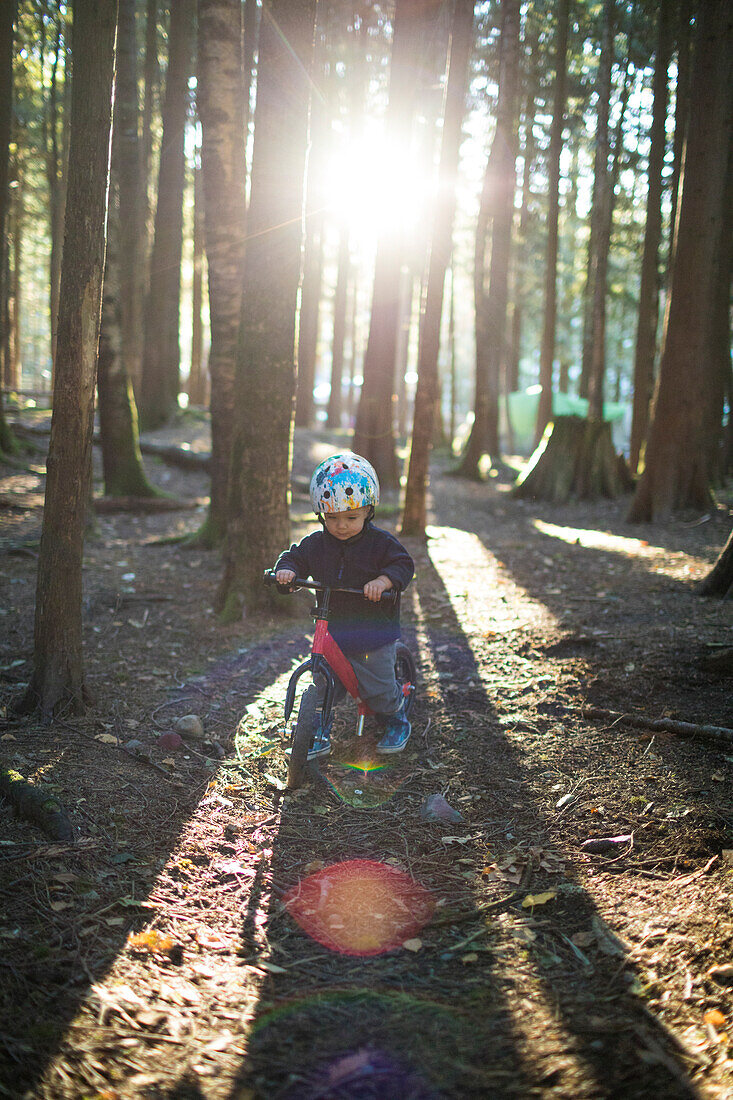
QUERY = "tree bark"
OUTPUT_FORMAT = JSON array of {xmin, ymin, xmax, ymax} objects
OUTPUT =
[
  {"xmin": 401, "ymin": 0, "xmax": 474, "ymax": 536},
  {"xmin": 217, "ymin": 0, "xmax": 317, "ymax": 619},
  {"xmin": 628, "ymin": 0, "xmax": 733, "ymax": 522},
  {"xmin": 455, "ymin": 0, "xmax": 520, "ymax": 478},
  {"xmin": 0, "ymin": 0, "xmax": 15, "ymax": 456},
  {"xmin": 580, "ymin": 0, "xmax": 615, "ymax": 420},
  {"xmin": 115, "ymin": 0, "xmax": 144, "ymax": 398},
  {"xmin": 139, "ymin": 0, "xmax": 195, "ymax": 429},
  {"xmin": 187, "ymin": 156, "xmax": 207, "ymax": 407},
  {"xmin": 327, "ymin": 222, "xmax": 350, "ymax": 429},
  {"xmin": 17, "ymin": 0, "xmax": 117, "ymax": 721},
  {"xmin": 628, "ymin": 2, "xmax": 673, "ymax": 475},
  {"xmin": 535, "ymin": 0, "xmax": 569, "ymax": 445},
  {"xmin": 353, "ymin": 0, "xmax": 441, "ymax": 488},
  {"xmin": 197, "ymin": 0, "xmax": 247, "ymax": 547}
]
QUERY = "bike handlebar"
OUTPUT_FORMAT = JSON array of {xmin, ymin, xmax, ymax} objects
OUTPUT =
[{"xmin": 263, "ymin": 569, "xmax": 398, "ymax": 603}]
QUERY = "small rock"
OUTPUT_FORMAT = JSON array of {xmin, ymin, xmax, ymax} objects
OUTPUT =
[
  {"xmin": 158, "ymin": 731, "xmax": 184, "ymax": 751},
  {"xmin": 420, "ymin": 793, "xmax": 465, "ymax": 824},
  {"xmin": 124, "ymin": 739, "xmax": 145, "ymax": 754},
  {"xmin": 174, "ymin": 714, "xmax": 205, "ymax": 740}
]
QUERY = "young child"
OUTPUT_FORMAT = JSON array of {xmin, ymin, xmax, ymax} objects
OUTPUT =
[{"xmin": 274, "ymin": 452, "xmax": 414, "ymax": 759}]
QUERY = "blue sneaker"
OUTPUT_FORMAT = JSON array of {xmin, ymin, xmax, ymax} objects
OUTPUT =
[
  {"xmin": 307, "ymin": 719, "xmax": 332, "ymax": 760},
  {"xmin": 376, "ymin": 703, "xmax": 411, "ymax": 755}
]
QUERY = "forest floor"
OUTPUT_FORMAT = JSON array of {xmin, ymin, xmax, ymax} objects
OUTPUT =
[{"xmin": 0, "ymin": 411, "xmax": 732, "ymax": 1100}]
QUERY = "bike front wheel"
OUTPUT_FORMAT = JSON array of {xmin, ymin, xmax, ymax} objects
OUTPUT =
[
  {"xmin": 394, "ymin": 642, "xmax": 417, "ymax": 719},
  {"xmin": 287, "ymin": 684, "xmax": 318, "ymax": 789}
]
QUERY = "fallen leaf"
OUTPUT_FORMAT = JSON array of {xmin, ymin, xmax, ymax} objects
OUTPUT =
[
  {"xmin": 50, "ymin": 901, "xmax": 73, "ymax": 912},
  {"xmin": 95, "ymin": 733, "xmax": 118, "ymax": 744},
  {"xmin": 264, "ymin": 773, "xmax": 286, "ymax": 791},
  {"xmin": 441, "ymin": 836, "xmax": 470, "ymax": 845},
  {"xmin": 711, "ymin": 772, "xmax": 726, "ymax": 783},
  {"xmin": 402, "ymin": 938, "xmax": 423, "ymax": 952},
  {"xmin": 521, "ymin": 891, "xmax": 557, "ymax": 909},
  {"xmin": 460, "ymin": 953, "xmax": 479, "ymax": 963},
  {"xmin": 704, "ymin": 1010, "xmax": 727, "ymax": 1029}
]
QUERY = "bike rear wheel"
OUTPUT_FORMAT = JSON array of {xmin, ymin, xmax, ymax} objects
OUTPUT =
[
  {"xmin": 394, "ymin": 642, "xmax": 417, "ymax": 718},
  {"xmin": 287, "ymin": 685, "xmax": 318, "ymax": 789}
]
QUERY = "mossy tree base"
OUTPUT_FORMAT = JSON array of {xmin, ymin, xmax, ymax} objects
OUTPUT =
[{"xmin": 513, "ymin": 415, "xmax": 633, "ymax": 502}]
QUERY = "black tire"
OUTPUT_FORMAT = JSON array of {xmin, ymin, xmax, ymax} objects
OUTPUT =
[
  {"xmin": 394, "ymin": 642, "xmax": 417, "ymax": 719},
  {"xmin": 287, "ymin": 685, "xmax": 318, "ymax": 789}
]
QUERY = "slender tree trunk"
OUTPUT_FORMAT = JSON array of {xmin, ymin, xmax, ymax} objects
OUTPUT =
[
  {"xmin": 581, "ymin": 0, "xmax": 615, "ymax": 421},
  {"xmin": 139, "ymin": 0, "xmax": 194, "ymax": 429},
  {"xmin": 536, "ymin": 0, "xmax": 570, "ymax": 445},
  {"xmin": 10, "ymin": 164, "xmax": 22, "ymax": 388},
  {"xmin": 188, "ymin": 156, "xmax": 206, "ymax": 406},
  {"xmin": 628, "ymin": 0, "xmax": 733, "ymax": 521},
  {"xmin": 402, "ymin": 0, "xmax": 474, "ymax": 534},
  {"xmin": 45, "ymin": 11, "xmax": 65, "ymax": 374},
  {"xmin": 455, "ymin": 0, "xmax": 520, "ymax": 478},
  {"xmin": 97, "ymin": 0, "xmax": 158, "ymax": 501},
  {"xmin": 353, "ymin": 0, "xmax": 440, "ymax": 487},
  {"xmin": 217, "ymin": 0, "xmax": 317, "ymax": 618},
  {"xmin": 135, "ymin": 0, "xmax": 159, "ymax": 395},
  {"xmin": 18, "ymin": 0, "xmax": 117, "ymax": 720},
  {"xmin": 327, "ymin": 222, "xmax": 350, "ymax": 429},
  {"xmin": 116, "ymin": 0, "xmax": 144, "ymax": 403},
  {"xmin": 0, "ymin": 0, "xmax": 15, "ymax": 456},
  {"xmin": 629, "ymin": 2, "xmax": 673, "ymax": 475},
  {"xmin": 197, "ymin": 0, "xmax": 247, "ymax": 547}
]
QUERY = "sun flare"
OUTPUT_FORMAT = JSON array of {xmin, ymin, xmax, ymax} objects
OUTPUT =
[{"xmin": 324, "ymin": 130, "xmax": 429, "ymax": 246}]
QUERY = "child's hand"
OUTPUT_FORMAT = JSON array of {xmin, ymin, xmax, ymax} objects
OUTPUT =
[
  {"xmin": 364, "ymin": 575, "xmax": 393, "ymax": 602},
  {"xmin": 275, "ymin": 569, "xmax": 296, "ymax": 588}
]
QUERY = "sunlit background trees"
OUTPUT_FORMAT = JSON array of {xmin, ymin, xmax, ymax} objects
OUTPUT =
[{"xmin": 1, "ymin": 0, "xmax": 731, "ymax": 712}]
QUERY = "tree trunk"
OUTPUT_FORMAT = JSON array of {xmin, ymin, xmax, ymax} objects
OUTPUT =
[
  {"xmin": 17, "ymin": 0, "xmax": 117, "ymax": 721},
  {"xmin": 136, "ymin": 0, "xmax": 159, "ymax": 394},
  {"xmin": 217, "ymin": 0, "xmax": 317, "ymax": 619},
  {"xmin": 327, "ymin": 222, "xmax": 350, "ymax": 429},
  {"xmin": 628, "ymin": 0, "xmax": 733, "ymax": 522},
  {"xmin": 668, "ymin": 0, "xmax": 694, "ymax": 273},
  {"xmin": 455, "ymin": 0, "xmax": 520, "ymax": 478},
  {"xmin": 44, "ymin": 10, "xmax": 65, "ymax": 376},
  {"xmin": 97, "ymin": 16, "xmax": 159, "ymax": 504},
  {"xmin": 138, "ymin": 0, "xmax": 195, "ymax": 429},
  {"xmin": 115, "ymin": 0, "xmax": 144, "ymax": 400},
  {"xmin": 0, "ymin": 0, "xmax": 14, "ymax": 424},
  {"xmin": 628, "ymin": 2, "xmax": 673, "ymax": 475},
  {"xmin": 536, "ymin": 0, "xmax": 569, "ymax": 445},
  {"xmin": 401, "ymin": 0, "xmax": 474, "ymax": 536},
  {"xmin": 187, "ymin": 156, "xmax": 207, "ymax": 406},
  {"xmin": 353, "ymin": 0, "xmax": 440, "ymax": 488},
  {"xmin": 197, "ymin": 0, "xmax": 247, "ymax": 548},
  {"xmin": 580, "ymin": 0, "xmax": 615, "ymax": 420}
]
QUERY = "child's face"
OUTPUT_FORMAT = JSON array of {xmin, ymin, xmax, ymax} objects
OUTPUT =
[{"xmin": 322, "ymin": 505, "xmax": 370, "ymax": 541}]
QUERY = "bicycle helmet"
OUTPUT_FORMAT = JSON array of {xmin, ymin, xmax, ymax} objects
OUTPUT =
[{"xmin": 310, "ymin": 452, "xmax": 380, "ymax": 514}]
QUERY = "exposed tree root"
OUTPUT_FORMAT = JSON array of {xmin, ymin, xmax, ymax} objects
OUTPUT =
[{"xmin": 0, "ymin": 765, "xmax": 75, "ymax": 841}]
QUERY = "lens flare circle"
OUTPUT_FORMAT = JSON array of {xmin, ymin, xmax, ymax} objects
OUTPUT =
[{"xmin": 284, "ymin": 859, "xmax": 434, "ymax": 956}]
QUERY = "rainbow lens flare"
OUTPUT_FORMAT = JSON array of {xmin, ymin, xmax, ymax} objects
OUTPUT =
[{"xmin": 283, "ymin": 859, "xmax": 435, "ymax": 956}]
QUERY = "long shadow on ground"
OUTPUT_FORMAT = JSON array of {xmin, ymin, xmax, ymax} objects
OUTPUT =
[{"xmin": 227, "ymin": 539, "xmax": 701, "ymax": 1099}]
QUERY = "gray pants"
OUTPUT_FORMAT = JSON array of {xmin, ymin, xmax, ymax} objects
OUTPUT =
[{"xmin": 320, "ymin": 641, "xmax": 401, "ymax": 718}]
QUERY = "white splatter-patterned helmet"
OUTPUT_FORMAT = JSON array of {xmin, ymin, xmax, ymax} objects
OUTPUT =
[{"xmin": 309, "ymin": 452, "xmax": 380, "ymax": 514}]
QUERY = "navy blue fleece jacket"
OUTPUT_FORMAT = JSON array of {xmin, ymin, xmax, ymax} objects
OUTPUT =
[{"xmin": 275, "ymin": 522, "xmax": 414, "ymax": 656}]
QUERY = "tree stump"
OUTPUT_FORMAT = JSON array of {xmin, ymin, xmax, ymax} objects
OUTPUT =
[{"xmin": 512, "ymin": 415, "xmax": 633, "ymax": 502}]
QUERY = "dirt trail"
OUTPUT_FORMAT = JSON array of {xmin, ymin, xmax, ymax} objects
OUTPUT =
[{"xmin": 0, "ymin": 421, "xmax": 732, "ymax": 1098}]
